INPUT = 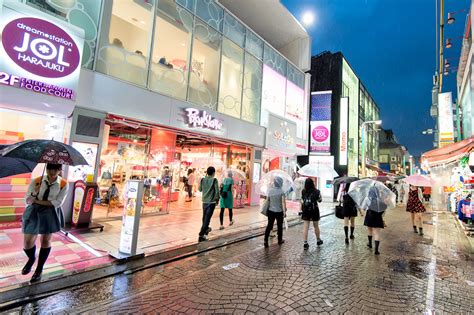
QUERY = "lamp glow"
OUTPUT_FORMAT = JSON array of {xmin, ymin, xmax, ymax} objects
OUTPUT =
[{"xmin": 301, "ymin": 11, "xmax": 315, "ymax": 27}]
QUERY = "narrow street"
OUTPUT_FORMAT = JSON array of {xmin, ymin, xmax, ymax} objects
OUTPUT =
[{"xmin": 6, "ymin": 206, "xmax": 473, "ymax": 314}]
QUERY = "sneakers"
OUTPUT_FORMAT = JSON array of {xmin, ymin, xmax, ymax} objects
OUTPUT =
[
  {"xmin": 229, "ymin": 220, "xmax": 234, "ymax": 226},
  {"xmin": 198, "ymin": 235, "xmax": 208, "ymax": 242},
  {"xmin": 207, "ymin": 227, "xmax": 212, "ymax": 234},
  {"xmin": 317, "ymin": 240, "xmax": 323, "ymax": 246},
  {"xmin": 303, "ymin": 242, "xmax": 309, "ymax": 250},
  {"xmin": 219, "ymin": 225, "xmax": 224, "ymax": 230}
]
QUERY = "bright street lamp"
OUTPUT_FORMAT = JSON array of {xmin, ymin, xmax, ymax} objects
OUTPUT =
[
  {"xmin": 361, "ymin": 120, "xmax": 382, "ymax": 177},
  {"xmin": 301, "ymin": 11, "xmax": 315, "ymax": 27}
]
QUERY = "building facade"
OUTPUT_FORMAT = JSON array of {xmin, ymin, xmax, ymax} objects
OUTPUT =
[
  {"xmin": 299, "ymin": 51, "xmax": 380, "ymax": 194},
  {"xmin": 0, "ymin": 0, "xmax": 311, "ymax": 227},
  {"xmin": 378, "ymin": 129, "xmax": 412, "ymax": 175}
]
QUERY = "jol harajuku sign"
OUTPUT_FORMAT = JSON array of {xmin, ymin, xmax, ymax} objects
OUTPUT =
[
  {"xmin": 0, "ymin": 3, "xmax": 84, "ymax": 101},
  {"xmin": 184, "ymin": 108, "xmax": 223, "ymax": 131}
]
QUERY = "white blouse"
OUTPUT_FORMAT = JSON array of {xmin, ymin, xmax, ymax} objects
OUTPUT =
[{"xmin": 25, "ymin": 175, "xmax": 69, "ymax": 209}]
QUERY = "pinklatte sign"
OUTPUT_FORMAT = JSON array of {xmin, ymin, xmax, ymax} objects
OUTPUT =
[
  {"xmin": 0, "ymin": 3, "xmax": 84, "ymax": 101},
  {"xmin": 310, "ymin": 121, "xmax": 331, "ymax": 153}
]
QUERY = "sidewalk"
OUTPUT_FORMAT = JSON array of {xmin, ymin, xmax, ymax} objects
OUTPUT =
[{"xmin": 0, "ymin": 200, "xmax": 336, "ymax": 290}]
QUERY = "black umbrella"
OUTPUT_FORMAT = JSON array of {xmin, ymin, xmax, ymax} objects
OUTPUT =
[
  {"xmin": 0, "ymin": 156, "xmax": 37, "ymax": 178},
  {"xmin": 333, "ymin": 176, "xmax": 359, "ymax": 185},
  {"xmin": 1, "ymin": 140, "xmax": 88, "ymax": 166}
]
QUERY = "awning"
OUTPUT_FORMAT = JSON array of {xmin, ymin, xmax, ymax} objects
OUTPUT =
[{"xmin": 421, "ymin": 137, "xmax": 474, "ymax": 167}]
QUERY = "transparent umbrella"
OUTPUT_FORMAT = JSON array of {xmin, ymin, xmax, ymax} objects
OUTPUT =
[
  {"xmin": 256, "ymin": 170, "xmax": 294, "ymax": 196},
  {"xmin": 348, "ymin": 178, "xmax": 396, "ymax": 212},
  {"xmin": 220, "ymin": 168, "xmax": 246, "ymax": 182},
  {"xmin": 403, "ymin": 175, "xmax": 434, "ymax": 187},
  {"xmin": 298, "ymin": 163, "xmax": 339, "ymax": 178}
]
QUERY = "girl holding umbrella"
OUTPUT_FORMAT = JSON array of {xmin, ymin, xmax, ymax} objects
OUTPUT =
[{"xmin": 23, "ymin": 163, "xmax": 68, "ymax": 282}]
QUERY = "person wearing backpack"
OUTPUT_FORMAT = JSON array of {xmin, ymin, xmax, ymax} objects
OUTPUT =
[
  {"xmin": 301, "ymin": 178, "xmax": 323, "ymax": 249},
  {"xmin": 198, "ymin": 166, "xmax": 220, "ymax": 242},
  {"xmin": 219, "ymin": 170, "xmax": 234, "ymax": 230},
  {"xmin": 339, "ymin": 182, "xmax": 360, "ymax": 244},
  {"xmin": 22, "ymin": 163, "xmax": 68, "ymax": 282}
]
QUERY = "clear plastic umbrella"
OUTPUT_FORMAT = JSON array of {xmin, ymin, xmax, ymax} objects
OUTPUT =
[
  {"xmin": 348, "ymin": 178, "xmax": 396, "ymax": 212},
  {"xmin": 256, "ymin": 170, "xmax": 294, "ymax": 196},
  {"xmin": 298, "ymin": 163, "xmax": 339, "ymax": 178},
  {"xmin": 220, "ymin": 168, "xmax": 246, "ymax": 182},
  {"xmin": 403, "ymin": 175, "xmax": 434, "ymax": 187}
]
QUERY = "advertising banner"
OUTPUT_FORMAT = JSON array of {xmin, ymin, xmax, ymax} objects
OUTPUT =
[
  {"xmin": 72, "ymin": 180, "xmax": 98, "ymax": 227},
  {"xmin": 339, "ymin": 97, "xmax": 349, "ymax": 165},
  {"xmin": 265, "ymin": 113, "xmax": 297, "ymax": 153},
  {"xmin": 310, "ymin": 121, "xmax": 331, "ymax": 153},
  {"xmin": 285, "ymin": 80, "xmax": 305, "ymax": 138},
  {"xmin": 438, "ymin": 92, "xmax": 454, "ymax": 144},
  {"xmin": 0, "ymin": 2, "xmax": 84, "ymax": 100},
  {"xmin": 310, "ymin": 91, "xmax": 332, "ymax": 154},
  {"xmin": 261, "ymin": 64, "xmax": 286, "ymax": 127},
  {"xmin": 119, "ymin": 180, "xmax": 144, "ymax": 256}
]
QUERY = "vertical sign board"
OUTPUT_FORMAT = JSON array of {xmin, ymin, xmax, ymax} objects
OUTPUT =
[
  {"xmin": 117, "ymin": 180, "xmax": 144, "ymax": 257},
  {"xmin": 438, "ymin": 92, "xmax": 455, "ymax": 146},
  {"xmin": 0, "ymin": 2, "xmax": 84, "ymax": 100},
  {"xmin": 310, "ymin": 91, "xmax": 332, "ymax": 154},
  {"xmin": 339, "ymin": 97, "xmax": 349, "ymax": 165}
]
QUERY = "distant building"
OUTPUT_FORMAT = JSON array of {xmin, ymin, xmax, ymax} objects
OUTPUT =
[{"xmin": 378, "ymin": 128, "xmax": 412, "ymax": 175}]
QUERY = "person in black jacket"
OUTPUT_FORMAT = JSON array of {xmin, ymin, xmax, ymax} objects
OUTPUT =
[
  {"xmin": 339, "ymin": 183, "xmax": 360, "ymax": 244},
  {"xmin": 301, "ymin": 178, "xmax": 323, "ymax": 249}
]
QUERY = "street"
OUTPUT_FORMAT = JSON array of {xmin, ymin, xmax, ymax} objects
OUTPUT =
[{"xmin": 6, "ymin": 206, "xmax": 473, "ymax": 314}]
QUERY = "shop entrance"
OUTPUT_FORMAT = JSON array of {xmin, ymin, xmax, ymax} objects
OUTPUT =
[{"xmin": 94, "ymin": 117, "xmax": 252, "ymax": 220}]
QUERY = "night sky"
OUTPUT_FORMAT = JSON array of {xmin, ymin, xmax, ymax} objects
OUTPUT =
[{"xmin": 282, "ymin": 0, "xmax": 469, "ymax": 157}]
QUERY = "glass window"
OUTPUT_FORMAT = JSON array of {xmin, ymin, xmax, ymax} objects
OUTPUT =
[
  {"xmin": 96, "ymin": 0, "xmax": 155, "ymax": 86},
  {"xmin": 286, "ymin": 63, "xmax": 304, "ymax": 89},
  {"xmin": 245, "ymin": 31, "xmax": 263, "ymax": 59},
  {"xmin": 148, "ymin": 0, "xmax": 194, "ymax": 100},
  {"xmin": 218, "ymin": 39, "xmax": 244, "ymax": 119},
  {"xmin": 223, "ymin": 13, "xmax": 245, "ymax": 47},
  {"xmin": 176, "ymin": 0, "xmax": 195, "ymax": 12},
  {"xmin": 241, "ymin": 53, "xmax": 262, "ymax": 124},
  {"xmin": 26, "ymin": 0, "xmax": 103, "ymax": 69},
  {"xmin": 195, "ymin": 0, "xmax": 223, "ymax": 31},
  {"xmin": 263, "ymin": 44, "xmax": 286, "ymax": 77},
  {"xmin": 188, "ymin": 18, "xmax": 222, "ymax": 110}
]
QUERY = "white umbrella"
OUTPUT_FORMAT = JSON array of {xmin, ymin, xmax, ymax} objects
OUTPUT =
[
  {"xmin": 298, "ymin": 163, "xmax": 338, "ymax": 178},
  {"xmin": 256, "ymin": 170, "xmax": 294, "ymax": 196},
  {"xmin": 348, "ymin": 178, "xmax": 396, "ymax": 212},
  {"xmin": 220, "ymin": 168, "xmax": 246, "ymax": 182}
]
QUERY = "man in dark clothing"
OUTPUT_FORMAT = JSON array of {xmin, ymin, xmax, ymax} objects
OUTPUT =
[{"xmin": 198, "ymin": 166, "xmax": 220, "ymax": 242}]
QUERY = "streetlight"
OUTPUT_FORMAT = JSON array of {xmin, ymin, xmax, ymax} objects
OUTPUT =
[
  {"xmin": 361, "ymin": 120, "xmax": 382, "ymax": 177},
  {"xmin": 301, "ymin": 11, "xmax": 315, "ymax": 27}
]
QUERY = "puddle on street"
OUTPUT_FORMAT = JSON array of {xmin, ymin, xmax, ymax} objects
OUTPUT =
[{"xmin": 387, "ymin": 258, "xmax": 430, "ymax": 279}]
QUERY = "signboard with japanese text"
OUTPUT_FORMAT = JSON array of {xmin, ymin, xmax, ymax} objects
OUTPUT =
[{"xmin": 438, "ymin": 92, "xmax": 454, "ymax": 145}]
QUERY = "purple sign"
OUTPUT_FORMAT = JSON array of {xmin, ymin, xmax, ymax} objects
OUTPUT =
[{"xmin": 2, "ymin": 17, "xmax": 80, "ymax": 78}]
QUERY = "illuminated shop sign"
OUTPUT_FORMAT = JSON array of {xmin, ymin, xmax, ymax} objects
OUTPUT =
[
  {"xmin": 310, "ymin": 91, "xmax": 332, "ymax": 154},
  {"xmin": 339, "ymin": 97, "xmax": 349, "ymax": 165},
  {"xmin": 0, "ymin": 3, "xmax": 84, "ymax": 100},
  {"xmin": 184, "ymin": 108, "xmax": 223, "ymax": 130}
]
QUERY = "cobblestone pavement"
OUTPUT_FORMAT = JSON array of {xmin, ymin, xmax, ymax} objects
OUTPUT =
[{"xmin": 6, "ymin": 206, "xmax": 474, "ymax": 314}]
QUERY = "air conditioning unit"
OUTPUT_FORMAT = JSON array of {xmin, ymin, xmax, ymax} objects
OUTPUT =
[{"xmin": 390, "ymin": 156, "xmax": 397, "ymax": 162}]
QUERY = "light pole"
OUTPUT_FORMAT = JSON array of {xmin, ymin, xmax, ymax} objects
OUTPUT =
[{"xmin": 361, "ymin": 120, "xmax": 382, "ymax": 177}]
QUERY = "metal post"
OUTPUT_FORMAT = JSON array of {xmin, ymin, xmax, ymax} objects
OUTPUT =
[
  {"xmin": 361, "ymin": 123, "xmax": 366, "ymax": 178},
  {"xmin": 439, "ymin": 0, "xmax": 444, "ymax": 91}
]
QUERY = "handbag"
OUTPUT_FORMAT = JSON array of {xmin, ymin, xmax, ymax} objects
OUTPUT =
[
  {"xmin": 260, "ymin": 198, "xmax": 270, "ymax": 216},
  {"xmin": 220, "ymin": 184, "xmax": 228, "ymax": 198},
  {"xmin": 335, "ymin": 202, "xmax": 344, "ymax": 219}
]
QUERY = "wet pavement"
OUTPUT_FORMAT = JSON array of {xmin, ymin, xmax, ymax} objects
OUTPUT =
[{"xmin": 2, "ymin": 206, "xmax": 473, "ymax": 314}]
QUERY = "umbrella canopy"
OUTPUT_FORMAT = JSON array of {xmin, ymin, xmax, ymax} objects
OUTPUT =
[
  {"xmin": 298, "ymin": 163, "xmax": 339, "ymax": 178},
  {"xmin": 371, "ymin": 175, "xmax": 395, "ymax": 183},
  {"xmin": 1, "ymin": 140, "xmax": 88, "ymax": 166},
  {"xmin": 220, "ymin": 168, "xmax": 246, "ymax": 182},
  {"xmin": 333, "ymin": 176, "xmax": 359, "ymax": 185},
  {"xmin": 256, "ymin": 170, "xmax": 294, "ymax": 196},
  {"xmin": 0, "ymin": 156, "xmax": 37, "ymax": 178},
  {"xmin": 348, "ymin": 178, "xmax": 396, "ymax": 213},
  {"xmin": 403, "ymin": 175, "xmax": 434, "ymax": 187}
]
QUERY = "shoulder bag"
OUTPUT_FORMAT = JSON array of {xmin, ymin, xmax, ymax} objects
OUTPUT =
[{"xmin": 260, "ymin": 197, "xmax": 270, "ymax": 216}]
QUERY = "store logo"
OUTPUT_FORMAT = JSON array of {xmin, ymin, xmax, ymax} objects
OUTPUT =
[
  {"xmin": 273, "ymin": 130, "xmax": 294, "ymax": 146},
  {"xmin": 2, "ymin": 17, "xmax": 81, "ymax": 78},
  {"xmin": 340, "ymin": 131, "xmax": 347, "ymax": 152},
  {"xmin": 312, "ymin": 125, "xmax": 329, "ymax": 142},
  {"xmin": 184, "ymin": 108, "xmax": 223, "ymax": 130}
]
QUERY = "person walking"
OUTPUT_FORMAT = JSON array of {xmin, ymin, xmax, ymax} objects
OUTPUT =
[
  {"xmin": 219, "ymin": 171, "xmax": 234, "ymax": 230},
  {"xmin": 264, "ymin": 176, "xmax": 287, "ymax": 248},
  {"xmin": 406, "ymin": 185, "xmax": 426, "ymax": 235},
  {"xmin": 301, "ymin": 178, "xmax": 323, "ymax": 249},
  {"xmin": 186, "ymin": 169, "xmax": 195, "ymax": 202},
  {"xmin": 339, "ymin": 183, "xmax": 359, "ymax": 244},
  {"xmin": 198, "ymin": 166, "xmax": 219, "ymax": 242},
  {"xmin": 363, "ymin": 186, "xmax": 386, "ymax": 255},
  {"xmin": 22, "ymin": 163, "xmax": 68, "ymax": 282}
]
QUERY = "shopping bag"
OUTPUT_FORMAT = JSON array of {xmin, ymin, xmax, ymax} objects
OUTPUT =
[{"xmin": 260, "ymin": 198, "xmax": 269, "ymax": 216}]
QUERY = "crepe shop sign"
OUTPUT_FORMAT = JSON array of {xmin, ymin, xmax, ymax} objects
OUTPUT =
[
  {"xmin": 0, "ymin": 72, "xmax": 75, "ymax": 99},
  {"xmin": 184, "ymin": 108, "xmax": 223, "ymax": 131}
]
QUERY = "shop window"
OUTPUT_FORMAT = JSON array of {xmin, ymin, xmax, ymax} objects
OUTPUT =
[
  {"xmin": 285, "ymin": 64, "xmax": 305, "ymax": 138},
  {"xmin": 241, "ymin": 53, "xmax": 262, "ymax": 125},
  {"xmin": 245, "ymin": 30, "xmax": 263, "ymax": 60},
  {"xmin": 187, "ymin": 18, "xmax": 222, "ymax": 110},
  {"xmin": 96, "ymin": 0, "xmax": 155, "ymax": 86},
  {"xmin": 194, "ymin": 0, "xmax": 223, "ymax": 32},
  {"xmin": 25, "ymin": 0, "xmax": 102, "ymax": 69},
  {"xmin": 148, "ymin": 0, "xmax": 194, "ymax": 100},
  {"xmin": 223, "ymin": 12, "xmax": 245, "ymax": 47},
  {"xmin": 218, "ymin": 38, "xmax": 244, "ymax": 119}
]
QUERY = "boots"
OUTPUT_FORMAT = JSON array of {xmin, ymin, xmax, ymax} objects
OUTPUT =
[
  {"xmin": 413, "ymin": 226, "xmax": 418, "ymax": 233},
  {"xmin": 350, "ymin": 227, "xmax": 355, "ymax": 239},
  {"xmin": 367, "ymin": 236, "xmax": 373, "ymax": 249},
  {"xmin": 22, "ymin": 245, "xmax": 36, "ymax": 275},
  {"xmin": 31, "ymin": 247, "xmax": 51, "ymax": 283},
  {"xmin": 374, "ymin": 241, "xmax": 380, "ymax": 255},
  {"xmin": 344, "ymin": 226, "xmax": 349, "ymax": 244}
]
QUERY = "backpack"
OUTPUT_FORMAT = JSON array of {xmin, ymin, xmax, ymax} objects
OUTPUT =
[
  {"xmin": 302, "ymin": 191, "xmax": 316, "ymax": 212},
  {"xmin": 34, "ymin": 176, "xmax": 67, "ymax": 190}
]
